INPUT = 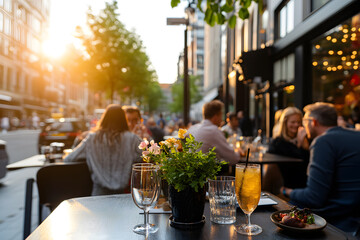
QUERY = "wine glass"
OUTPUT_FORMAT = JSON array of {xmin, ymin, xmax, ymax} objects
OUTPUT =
[
  {"xmin": 131, "ymin": 163, "xmax": 160, "ymax": 235},
  {"xmin": 235, "ymin": 163, "xmax": 262, "ymax": 235}
]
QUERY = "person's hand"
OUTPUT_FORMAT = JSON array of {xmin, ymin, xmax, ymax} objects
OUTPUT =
[
  {"xmin": 280, "ymin": 186, "xmax": 293, "ymax": 198},
  {"xmin": 296, "ymin": 127, "xmax": 309, "ymax": 149}
]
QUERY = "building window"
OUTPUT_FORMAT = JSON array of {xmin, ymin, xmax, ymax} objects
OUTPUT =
[
  {"xmin": 311, "ymin": 0, "xmax": 330, "ymax": 12},
  {"xmin": 312, "ymin": 13, "xmax": 360, "ymax": 122},
  {"xmin": 277, "ymin": 0, "xmax": 294, "ymax": 39},
  {"xmin": 4, "ymin": 16, "xmax": 11, "ymax": 35},
  {"xmin": 4, "ymin": 0, "xmax": 11, "ymax": 12},
  {"xmin": 6, "ymin": 67, "xmax": 12, "ymax": 90},
  {"xmin": 0, "ymin": 65, "xmax": 4, "ymax": 89}
]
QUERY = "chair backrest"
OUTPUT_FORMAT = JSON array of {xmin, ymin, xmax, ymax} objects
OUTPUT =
[{"xmin": 36, "ymin": 162, "xmax": 93, "ymax": 211}]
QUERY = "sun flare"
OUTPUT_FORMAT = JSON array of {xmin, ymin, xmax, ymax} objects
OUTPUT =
[{"xmin": 42, "ymin": 37, "xmax": 67, "ymax": 59}]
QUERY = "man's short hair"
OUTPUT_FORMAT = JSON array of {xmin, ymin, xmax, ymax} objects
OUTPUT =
[
  {"xmin": 226, "ymin": 112, "xmax": 237, "ymax": 120},
  {"xmin": 203, "ymin": 100, "xmax": 224, "ymax": 119},
  {"xmin": 122, "ymin": 106, "xmax": 141, "ymax": 118},
  {"xmin": 303, "ymin": 102, "xmax": 337, "ymax": 127}
]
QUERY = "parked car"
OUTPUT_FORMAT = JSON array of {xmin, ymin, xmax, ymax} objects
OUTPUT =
[
  {"xmin": 38, "ymin": 118, "xmax": 87, "ymax": 153},
  {"xmin": 0, "ymin": 140, "xmax": 9, "ymax": 180}
]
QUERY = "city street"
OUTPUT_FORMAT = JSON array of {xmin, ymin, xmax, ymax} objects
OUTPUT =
[{"xmin": 0, "ymin": 130, "xmax": 41, "ymax": 240}]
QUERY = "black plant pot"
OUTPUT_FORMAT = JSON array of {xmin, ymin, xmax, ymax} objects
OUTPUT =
[{"xmin": 169, "ymin": 185, "xmax": 206, "ymax": 224}]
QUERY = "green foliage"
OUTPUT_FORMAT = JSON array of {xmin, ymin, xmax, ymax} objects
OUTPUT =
[
  {"xmin": 169, "ymin": 75, "xmax": 203, "ymax": 114},
  {"xmin": 170, "ymin": 0, "xmax": 260, "ymax": 28},
  {"xmin": 75, "ymin": 0, "xmax": 157, "ymax": 103},
  {"xmin": 139, "ymin": 131, "xmax": 226, "ymax": 192}
]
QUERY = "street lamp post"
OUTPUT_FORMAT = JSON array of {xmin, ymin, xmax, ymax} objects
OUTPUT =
[{"xmin": 167, "ymin": 4, "xmax": 194, "ymax": 126}]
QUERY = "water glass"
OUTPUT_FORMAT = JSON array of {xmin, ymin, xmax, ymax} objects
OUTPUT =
[{"xmin": 208, "ymin": 176, "xmax": 236, "ymax": 224}]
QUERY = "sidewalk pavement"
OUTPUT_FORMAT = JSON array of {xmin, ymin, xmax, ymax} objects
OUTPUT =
[{"xmin": 0, "ymin": 167, "xmax": 40, "ymax": 240}]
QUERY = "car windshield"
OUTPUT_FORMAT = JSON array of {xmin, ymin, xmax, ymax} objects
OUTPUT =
[{"xmin": 44, "ymin": 122, "xmax": 78, "ymax": 132}]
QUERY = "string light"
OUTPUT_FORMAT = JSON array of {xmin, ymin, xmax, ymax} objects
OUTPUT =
[
  {"xmin": 327, "ymin": 67, "xmax": 332, "ymax": 71},
  {"xmin": 339, "ymin": 26, "xmax": 343, "ymax": 31},
  {"xmin": 346, "ymin": 62, "xmax": 352, "ymax": 66},
  {"xmin": 352, "ymin": 27, "xmax": 356, "ymax": 32},
  {"xmin": 341, "ymin": 56, "xmax": 346, "ymax": 61},
  {"xmin": 332, "ymin": 67, "xmax": 337, "ymax": 71},
  {"xmin": 355, "ymin": 61, "xmax": 359, "ymax": 65},
  {"xmin": 351, "ymin": 55, "xmax": 356, "ymax": 59},
  {"xmin": 328, "ymin": 50, "xmax": 334, "ymax": 55},
  {"xmin": 344, "ymin": 34, "xmax": 348, "ymax": 38},
  {"xmin": 343, "ymin": 29, "xmax": 349, "ymax": 33},
  {"xmin": 315, "ymin": 45, "xmax": 320, "ymax": 49},
  {"xmin": 312, "ymin": 62, "xmax": 318, "ymax": 66},
  {"xmin": 351, "ymin": 37, "xmax": 356, "ymax": 41},
  {"xmin": 354, "ymin": 66, "xmax": 359, "ymax": 70},
  {"xmin": 337, "ymin": 51, "xmax": 343, "ymax": 55},
  {"xmin": 337, "ymin": 65, "xmax": 343, "ymax": 70},
  {"xmin": 323, "ymin": 61, "xmax": 329, "ymax": 66},
  {"xmin": 331, "ymin": 38, "xmax": 337, "ymax": 43},
  {"xmin": 326, "ymin": 36, "xmax": 331, "ymax": 41},
  {"xmin": 352, "ymin": 51, "xmax": 357, "ymax": 55},
  {"xmin": 351, "ymin": 33, "xmax": 356, "ymax": 38},
  {"xmin": 342, "ymin": 39, "xmax": 347, "ymax": 43}
]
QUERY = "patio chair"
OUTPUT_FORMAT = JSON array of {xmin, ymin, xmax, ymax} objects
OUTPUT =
[{"xmin": 23, "ymin": 162, "xmax": 93, "ymax": 239}]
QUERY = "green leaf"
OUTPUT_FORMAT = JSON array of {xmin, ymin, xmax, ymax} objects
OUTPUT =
[
  {"xmin": 226, "ymin": 0, "xmax": 233, "ymax": 5},
  {"xmin": 171, "ymin": 0, "xmax": 181, "ymax": 8},
  {"xmin": 221, "ymin": 4, "xmax": 234, "ymax": 13},
  {"xmin": 209, "ymin": 12, "xmax": 217, "ymax": 26},
  {"xmin": 216, "ymin": 12, "xmax": 225, "ymax": 24},
  {"xmin": 228, "ymin": 15, "xmax": 237, "ymax": 28},
  {"xmin": 204, "ymin": 8, "xmax": 212, "ymax": 23},
  {"xmin": 240, "ymin": 0, "xmax": 252, "ymax": 8},
  {"xmin": 197, "ymin": 0, "xmax": 203, "ymax": 12},
  {"xmin": 210, "ymin": 3, "xmax": 219, "ymax": 11},
  {"xmin": 238, "ymin": 7, "xmax": 249, "ymax": 20}
]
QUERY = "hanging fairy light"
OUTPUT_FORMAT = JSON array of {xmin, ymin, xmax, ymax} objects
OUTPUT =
[
  {"xmin": 326, "ymin": 36, "xmax": 332, "ymax": 41},
  {"xmin": 337, "ymin": 65, "xmax": 343, "ymax": 70},
  {"xmin": 329, "ymin": 50, "xmax": 334, "ymax": 55},
  {"xmin": 344, "ymin": 34, "xmax": 348, "ymax": 38},
  {"xmin": 337, "ymin": 51, "xmax": 343, "ymax": 55},
  {"xmin": 354, "ymin": 66, "xmax": 359, "ymax": 70},
  {"xmin": 331, "ymin": 38, "xmax": 337, "ymax": 43},
  {"xmin": 341, "ymin": 56, "xmax": 346, "ymax": 61},
  {"xmin": 327, "ymin": 67, "xmax": 332, "ymax": 71},
  {"xmin": 312, "ymin": 62, "xmax": 318, "ymax": 66},
  {"xmin": 346, "ymin": 62, "xmax": 352, "ymax": 66},
  {"xmin": 332, "ymin": 67, "xmax": 337, "ymax": 71},
  {"xmin": 354, "ymin": 61, "xmax": 359, "ymax": 65},
  {"xmin": 352, "ymin": 51, "xmax": 358, "ymax": 55},
  {"xmin": 351, "ymin": 55, "xmax": 356, "ymax": 59},
  {"xmin": 323, "ymin": 61, "xmax": 329, "ymax": 66},
  {"xmin": 342, "ymin": 39, "xmax": 347, "ymax": 43},
  {"xmin": 351, "ymin": 27, "xmax": 356, "ymax": 32},
  {"xmin": 315, "ymin": 45, "xmax": 320, "ymax": 49},
  {"xmin": 343, "ymin": 29, "xmax": 349, "ymax": 33}
]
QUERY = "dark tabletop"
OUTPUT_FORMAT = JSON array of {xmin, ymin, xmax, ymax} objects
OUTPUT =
[{"xmin": 26, "ymin": 193, "xmax": 353, "ymax": 240}]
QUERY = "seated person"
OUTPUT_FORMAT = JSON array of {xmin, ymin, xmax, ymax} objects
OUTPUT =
[
  {"xmin": 282, "ymin": 102, "xmax": 360, "ymax": 234},
  {"xmin": 268, "ymin": 107, "xmax": 309, "ymax": 189},
  {"xmin": 221, "ymin": 112, "xmax": 243, "ymax": 138},
  {"xmin": 123, "ymin": 106, "xmax": 152, "ymax": 140},
  {"xmin": 187, "ymin": 100, "xmax": 239, "ymax": 165},
  {"xmin": 64, "ymin": 104, "xmax": 142, "ymax": 196}
]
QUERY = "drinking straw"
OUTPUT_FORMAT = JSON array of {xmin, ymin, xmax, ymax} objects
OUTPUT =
[{"xmin": 239, "ymin": 148, "xmax": 251, "ymax": 192}]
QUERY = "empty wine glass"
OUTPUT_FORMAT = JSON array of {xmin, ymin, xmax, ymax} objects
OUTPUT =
[{"xmin": 131, "ymin": 163, "xmax": 160, "ymax": 235}]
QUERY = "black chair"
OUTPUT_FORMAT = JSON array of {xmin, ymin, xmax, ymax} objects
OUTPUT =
[{"xmin": 23, "ymin": 162, "xmax": 93, "ymax": 239}]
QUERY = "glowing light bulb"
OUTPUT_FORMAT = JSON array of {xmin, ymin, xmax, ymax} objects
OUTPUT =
[
  {"xmin": 342, "ymin": 39, "xmax": 347, "ymax": 43},
  {"xmin": 352, "ymin": 51, "xmax": 357, "ymax": 55},
  {"xmin": 344, "ymin": 34, "xmax": 348, "ymax": 38},
  {"xmin": 351, "ymin": 55, "xmax": 356, "ymax": 59},
  {"xmin": 328, "ymin": 50, "xmax": 334, "ymax": 55},
  {"xmin": 323, "ymin": 61, "xmax": 329, "ymax": 66},
  {"xmin": 315, "ymin": 45, "xmax": 320, "ymax": 49},
  {"xmin": 327, "ymin": 67, "xmax": 332, "ymax": 71},
  {"xmin": 337, "ymin": 51, "xmax": 343, "ymax": 55},
  {"xmin": 332, "ymin": 67, "xmax": 337, "ymax": 71},
  {"xmin": 341, "ymin": 57, "xmax": 346, "ymax": 61},
  {"xmin": 337, "ymin": 65, "xmax": 343, "ymax": 70},
  {"xmin": 343, "ymin": 29, "xmax": 349, "ymax": 33},
  {"xmin": 331, "ymin": 38, "xmax": 337, "ymax": 43},
  {"xmin": 354, "ymin": 61, "xmax": 359, "ymax": 65},
  {"xmin": 339, "ymin": 26, "xmax": 343, "ymax": 31},
  {"xmin": 354, "ymin": 66, "xmax": 359, "ymax": 70},
  {"xmin": 346, "ymin": 62, "xmax": 351, "ymax": 66},
  {"xmin": 326, "ymin": 36, "xmax": 331, "ymax": 41},
  {"xmin": 352, "ymin": 27, "xmax": 356, "ymax": 32},
  {"xmin": 312, "ymin": 62, "xmax": 318, "ymax": 66}
]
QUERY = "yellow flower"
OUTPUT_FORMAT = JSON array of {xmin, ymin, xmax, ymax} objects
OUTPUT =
[{"xmin": 178, "ymin": 128, "xmax": 187, "ymax": 139}]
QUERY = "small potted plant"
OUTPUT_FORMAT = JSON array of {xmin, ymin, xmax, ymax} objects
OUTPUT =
[{"xmin": 139, "ymin": 129, "xmax": 225, "ymax": 228}]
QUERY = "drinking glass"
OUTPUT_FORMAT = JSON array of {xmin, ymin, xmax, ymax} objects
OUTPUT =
[
  {"xmin": 131, "ymin": 163, "xmax": 160, "ymax": 235},
  {"xmin": 235, "ymin": 163, "xmax": 262, "ymax": 235}
]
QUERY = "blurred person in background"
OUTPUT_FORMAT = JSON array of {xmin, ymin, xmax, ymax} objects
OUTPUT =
[
  {"xmin": 64, "ymin": 104, "xmax": 142, "ymax": 195},
  {"xmin": 187, "ymin": 100, "xmax": 239, "ymax": 165},
  {"xmin": 157, "ymin": 113, "xmax": 166, "ymax": 129},
  {"xmin": 1, "ymin": 116, "xmax": 10, "ymax": 133},
  {"xmin": 237, "ymin": 110, "xmax": 253, "ymax": 136},
  {"xmin": 221, "ymin": 112, "xmax": 242, "ymax": 138},
  {"xmin": 282, "ymin": 102, "xmax": 360, "ymax": 234},
  {"xmin": 146, "ymin": 117, "xmax": 164, "ymax": 143},
  {"xmin": 123, "ymin": 106, "xmax": 151, "ymax": 140},
  {"xmin": 268, "ymin": 107, "xmax": 310, "ymax": 189}
]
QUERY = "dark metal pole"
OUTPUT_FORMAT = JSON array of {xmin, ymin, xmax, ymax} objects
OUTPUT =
[{"xmin": 184, "ymin": 26, "xmax": 189, "ymax": 126}]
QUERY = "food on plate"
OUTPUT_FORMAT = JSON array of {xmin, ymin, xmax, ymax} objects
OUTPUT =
[{"xmin": 279, "ymin": 207, "xmax": 315, "ymax": 228}]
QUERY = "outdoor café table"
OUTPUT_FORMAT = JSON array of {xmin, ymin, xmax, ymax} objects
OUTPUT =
[
  {"xmin": 26, "ymin": 193, "xmax": 353, "ymax": 240},
  {"xmin": 6, "ymin": 154, "xmax": 66, "ymax": 171}
]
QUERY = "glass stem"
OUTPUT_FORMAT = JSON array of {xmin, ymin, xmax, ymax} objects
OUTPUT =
[
  {"xmin": 144, "ymin": 209, "xmax": 150, "ymax": 228},
  {"xmin": 246, "ymin": 213, "xmax": 251, "ymax": 228}
]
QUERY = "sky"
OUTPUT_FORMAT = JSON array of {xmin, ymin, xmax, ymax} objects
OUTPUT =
[{"xmin": 46, "ymin": 0, "xmax": 189, "ymax": 84}]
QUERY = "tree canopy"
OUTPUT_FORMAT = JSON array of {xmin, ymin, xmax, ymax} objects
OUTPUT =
[
  {"xmin": 171, "ymin": 0, "xmax": 261, "ymax": 28},
  {"xmin": 75, "ymin": 0, "xmax": 159, "ymax": 107}
]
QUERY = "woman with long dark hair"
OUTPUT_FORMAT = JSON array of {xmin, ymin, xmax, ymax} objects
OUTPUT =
[{"xmin": 64, "ymin": 104, "xmax": 142, "ymax": 195}]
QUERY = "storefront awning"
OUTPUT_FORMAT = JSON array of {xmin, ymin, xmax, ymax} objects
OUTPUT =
[
  {"xmin": 238, "ymin": 47, "xmax": 273, "ymax": 81},
  {"xmin": 0, "ymin": 104, "xmax": 23, "ymax": 111},
  {"xmin": 23, "ymin": 104, "xmax": 48, "ymax": 112}
]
